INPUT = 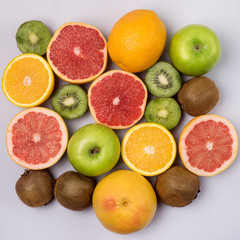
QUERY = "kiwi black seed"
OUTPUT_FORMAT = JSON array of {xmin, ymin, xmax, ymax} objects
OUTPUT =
[
  {"xmin": 16, "ymin": 20, "xmax": 52, "ymax": 55},
  {"xmin": 15, "ymin": 169, "xmax": 54, "ymax": 208},
  {"xmin": 51, "ymin": 84, "xmax": 88, "ymax": 119},
  {"xmin": 177, "ymin": 76, "xmax": 219, "ymax": 116},
  {"xmin": 145, "ymin": 61, "xmax": 182, "ymax": 97},
  {"xmin": 144, "ymin": 97, "xmax": 181, "ymax": 130},
  {"xmin": 54, "ymin": 171, "xmax": 95, "ymax": 211},
  {"xmin": 155, "ymin": 166, "xmax": 200, "ymax": 207}
]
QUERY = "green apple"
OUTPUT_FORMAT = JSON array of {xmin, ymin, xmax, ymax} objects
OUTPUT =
[
  {"xmin": 67, "ymin": 124, "xmax": 120, "ymax": 177},
  {"xmin": 169, "ymin": 24, "xmax": 221, "ymax": 76}
]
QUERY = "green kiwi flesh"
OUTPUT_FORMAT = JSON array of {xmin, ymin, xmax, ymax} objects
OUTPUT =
[
  {"xmin": 177, "ymin": 76, "xmax": 219, "ymax": 116},
  {"xmin": 144, "ymin": 97, "xmax": 181, "ymax": 130},
  {"xmin": 155, "ymin": 166, "xmax": 200, "ymax": 207},
  {"xmin": 16, "ymin": 20, "xmax": 52, "ymax": 55},
  {"xmin": 54, "ymin": 171, "xmax": 95, "ymax": 211},
  {"xmin": 15, "ymin": 170, "xmax": 54, "ymax": 207},
  {"xmin": 145, "ymin": 61, "xmax": 181, "ymax": 97},
  {"xmin": 51, "ymin": 84, "xmax": 88, "ymax": 119}
]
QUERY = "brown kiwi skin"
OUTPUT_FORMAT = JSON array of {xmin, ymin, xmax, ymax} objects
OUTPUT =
[
  {"xmin": 54, "ymin": 171, "xmax": 95, "ymax": 211},
  {"xmin": 155, "ymin": 166, "xmax": 200, "ymax": 207},
  {"xmin": 15, "ymin": 169, "xmax": 54, "ymax": 208},
  {"xmin": 177, "ymin": 76, "xmax": 219, "ymax": 116}
]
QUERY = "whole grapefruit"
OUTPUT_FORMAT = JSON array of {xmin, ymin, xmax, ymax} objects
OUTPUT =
[{"xmin": 92, "ymin": 170, "xmax": 157, "ymax": 234}]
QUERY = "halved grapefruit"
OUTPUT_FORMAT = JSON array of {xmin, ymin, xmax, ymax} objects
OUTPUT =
[
  {"xmin": 47, "ymin": 22, "xmax": 107, "ymax": 84},
  {"xmin": 6, "ymin": 107, "xmax": 68, "ymax": 170},
  {"xmin": 88, "ymin": 70, "xmax": 148, "ymax": 129},
  {"xmin": 179, "ymin": 114, "xmax": 238, "ymax": 176}
]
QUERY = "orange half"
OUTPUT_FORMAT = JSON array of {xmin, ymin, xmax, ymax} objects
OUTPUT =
[
  {"xmin": 2, "ymin": 54, "xmax": 54, "ymax": 107},
  {"xmin": 121, "ymin": 123, "xmax": 176, "ymax": 176}
]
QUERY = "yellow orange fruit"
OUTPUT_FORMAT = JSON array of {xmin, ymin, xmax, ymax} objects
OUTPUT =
[
  {"xmin": 108, "ymin": 9, "xmax": 166, "ymax": 73},
  {"xmin": 2, "ymin": 54, "xmax": 54, "ymax": 107},
  {"xmin": 121, "ymin": 123, "xmax": 176, "ymax": 176},
  {"xmin": 92, "ymin": 170, "xmax": 157, "ymax": 234}
]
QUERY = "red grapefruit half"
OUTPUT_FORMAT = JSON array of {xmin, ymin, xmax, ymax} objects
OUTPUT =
[
  {"xmin": 47, "ymin": 22, "xmax": 107, "ymax": 84},
  {"xmin": 88, "ymin": 70, "xmax": 148, "ymax": 129},
  {"xmin": 6, "ymin": 107, "xmax": 68, "ymax": 170},
  {"xmin": 179, "ymin": 114, "xmax": 238, "ymax": 176}
]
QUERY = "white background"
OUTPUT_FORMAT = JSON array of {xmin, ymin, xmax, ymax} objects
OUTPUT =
[{"xmin": 0, "ymin": 0, "xmax": 240, "ymax": 239}]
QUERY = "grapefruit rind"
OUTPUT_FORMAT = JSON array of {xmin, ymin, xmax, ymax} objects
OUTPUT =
[
  {"xmin": 6, "ymin": 107, "xmax": 68, "ymax": 170},
  {"xmin": 179, "ymin": 114, "xmax": 238, "ymax": 177},
  {"xmin": 46, "ymin": 22, "xmax": 108, "ymax": 84},
  {"xmin": 121, "ymin": 123, "xmax": 177, "ymax": 176},
  {"xmin": 88, "ymin": 70, "xmax": 148, "ymax": 129},
  {"xmin": 2, "ymin": 54, "xmax": 54, "ymax": 108}
]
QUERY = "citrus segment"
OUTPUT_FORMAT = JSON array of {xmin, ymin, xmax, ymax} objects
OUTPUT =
[
  {"xmin": 88, "ymin": 70, "xmax": 147, "ymax": 129},
  {"xmin": 121, "ymin": 123, "xmax": 176, "ymax": 176},
  {"xmin": 6, "ymin": 107, "xmax": 68, "ymax": 170},
  {"xmin": 2, "ymin": 54, "xmax": 54, "ymax": 107},
  {"xmin": 179, "ymin": 114, "xmax": 238, "ymax": 176},
  {"xmin": 47, "ymin": 22, "xmax": 107, "ymax": 84}
]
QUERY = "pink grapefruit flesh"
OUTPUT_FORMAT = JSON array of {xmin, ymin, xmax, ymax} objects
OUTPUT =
[
  {"xmin": 47, "ymin": 22, "xmax": 107, "ymax": 84},
  {"xmin": 179, "ymin": 114, "xmax": 238, "ymax": 176},
  {"xmin": 88, "ymin": 70, "xmax": 148, "ymax": 129},
  {"xmin": 6, "ymin": 107, "xmax": 68, "ymax": 170}
]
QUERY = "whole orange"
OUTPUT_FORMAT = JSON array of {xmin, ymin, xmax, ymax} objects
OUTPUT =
[
  {"xmin": 92, "ymin": 170, "xmax": 157, "ymax": 234},
  {"xmin": 108, "ymin": 9, "xmax": 166, "ymax": 73}
]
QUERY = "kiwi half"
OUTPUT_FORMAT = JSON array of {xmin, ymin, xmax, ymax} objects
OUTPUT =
[
  {"xmin": 51, "ymin": 84, "xmax": 88, "ymax": 119},
  {"xmin": 145, "ymin": 61, "xmax": 182, "ymax": 97},
  {"xmin": 144, "ymin": 97, "xmax": 181, "ymax": 130},
  {"xmin": 16, "ymin": 20, "xmax": 52, "ymax": 55}
]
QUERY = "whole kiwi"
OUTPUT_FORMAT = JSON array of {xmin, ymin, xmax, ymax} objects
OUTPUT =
[
  {"xmin": 54, "ymin": 171, "xmax": 95, "ymax": 211},
  {"xmin": 155, "ymin": 166, "xmax": 200, "ymax": 207},
  {"xmin": 15, "ymin": 169, "xmax": 54, "ymax": 207},
  {"xmin": 177, "ymin": 76, "xmax": 219, "ymax": 116}
]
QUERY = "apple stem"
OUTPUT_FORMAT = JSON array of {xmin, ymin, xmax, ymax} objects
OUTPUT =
[
  {"xmin": 90, "ymin": 147, "xmax": 100, "ymax": 156},
  {"xmin": 194, "ymin": 43, "xmax": 202, "ymax": 52}
]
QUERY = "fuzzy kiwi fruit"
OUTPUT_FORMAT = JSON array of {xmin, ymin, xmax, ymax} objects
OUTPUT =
[
  {"xmin": 51, "ymin": 84, "xmax": 88, "ymax": 119},
  {"xmin": 155, "ymin": 166, "xmax": 200, "ymax": 207},
  {"xmin": 144, "ymin": 97, "xmax": 181, "ymax": 130},
  {"xmin": 15, "ymin": 170, "xmax": 54, "ymax": 207},
  {"xmin": 54, "ymin": 171, "xmax": 95, "ymax": 211},
  {"xmin": 145, "ymin": 61, "xmax": 182, "ymax": 97},
  {"xmin": 177, "ymin": 76, "xmax": 219, "ymax": 116},
  {"xmin": 16, "ymin": 20, "xmax": 52, "ymax": 55}
]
